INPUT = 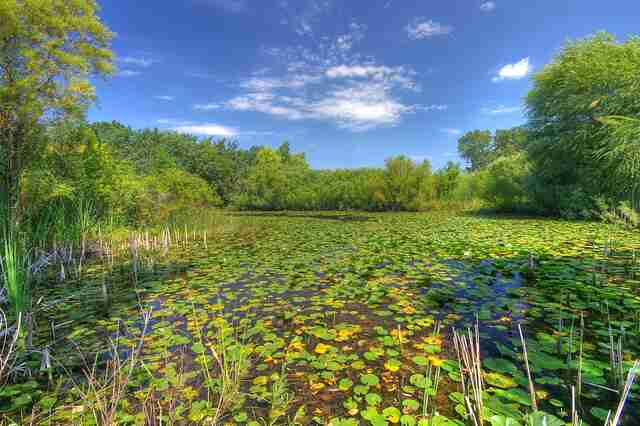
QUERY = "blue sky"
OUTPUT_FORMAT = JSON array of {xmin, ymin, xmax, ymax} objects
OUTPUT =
[{"xmin": 90, "ymin": 0, "xmax": 640, "ymax": 169}]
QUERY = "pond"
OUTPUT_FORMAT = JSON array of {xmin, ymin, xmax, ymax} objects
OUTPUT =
[{"xmin": 7, "ymin": 211, "xmax": 640, "ymax": 425}]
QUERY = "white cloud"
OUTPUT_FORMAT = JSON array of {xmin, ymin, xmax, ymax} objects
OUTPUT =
[
  {"xmin": 154, "ymin": 96, "xmax": 175, "ymax": 101},
  {"xmin": 172, "ymin": 124, "xmax": 238, "ymax": 137},
  {"xmin": 335, "ymin": 22, "xmax": 366, "ymax": 51},
  {"xmin": 309, "ymin": 82, "xmax": 413, "ymax": 131},
  {"xmin": 480, "ymin": 1, "xmax": 496, "ymax": 12},
  {"xmin": 224, "ymin": 21, "xmax": 442, "ymax": 131},
  {"xmin": 417, "ymin": 104, "xmax": 448, "ymax": 112},
  {"xmin": 325, "ymin": 65, "xmax": 418, "ymax": 90},
  {"xmin": 283, "ymin": 0, "xmax": 334, "ymax": 36},
  {"xmin": 118, "ymin": 56, "xmax": 156, "ymax": 67},
  {"xmin": 116, "ymin": 70, "xmax": 141, "ymax": 77},
  {"xmin": 441, "ymin": 128, "xmax": 462, "ymax": 136},
  {"xmin": 492, "ymin": 58, "xmax": 531, "ymax": 82},
  {"xmin": 227, "ymin": 93, "xmax": 306, "ymax": 120},
  {"xmin": 241, "ymin": 75, "xmax": 321, "ymax": 91},
  {"xmin": 226, "ymin": 78, "xmax": 436, "ymax": 131},
  {"xmin": 483, "ymin": 105, "xmax": 521, "ymax": 114},
  {"xmin": 326, "ymin": 65, "xmax": 381, "ymax": 79},
  {"xmin": 406, "ymin": 19, "xmax": 453, "ymax": 40},
  {"xmin": 194, "ymin": 103, "xmax": 222, "ymax": 111}
]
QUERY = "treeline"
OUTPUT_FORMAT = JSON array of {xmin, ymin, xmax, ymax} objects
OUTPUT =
[
  {"xmin": 5, "ymin": 31, "xmax": 640, "ymax": 240},
  {"xmin": 19, "ymin": 119, "xmax": 475, "ymax": 234}
]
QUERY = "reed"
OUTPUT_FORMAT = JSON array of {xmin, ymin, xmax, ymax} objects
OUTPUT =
[
  {"xmin": 607, "ymin": 359, "xmax": 640, "ymax": 426},
  {"xmin": 1, "ymin": 231, "xmax": 30, "ymax": 318},
  {"xmin": 518, "ymin": 324, "xmax": 538, "ymax": 411},
  {"xmin": 0, "ymin": 309, "xmax": 21, "ymax": 385},
  {"xmin": 69, "ymin": 309, "xmax": 152, "ymax": 426},
  {"xmin": 453, "ymin": 321, "xmax": 484, "ymax": 426}
]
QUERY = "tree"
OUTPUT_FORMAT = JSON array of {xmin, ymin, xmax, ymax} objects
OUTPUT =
[
  {"xmin": 435, "ymin": 161, "xmax": 462, "ymax": 199},
  {"xmin": 384, "ymin": 156, "xmax": 419, "ymax": 210},
  {"xmin": 457, "ymin": 130, "xmax": 494, "ymax": 171},
  {"xmin": 526, "ymin": 32, "xmax": 640, "ymax": 205},
  {"xmin": 0, "ymin": 0, "xmax": 114, "ymax": 222},
  {"xmin": 494, "ymin": 127, "xmax": 528, "ymax": 158},
  {"xmin": 234, "ymin": 147, "xmax": 288, "ymax": 210}
]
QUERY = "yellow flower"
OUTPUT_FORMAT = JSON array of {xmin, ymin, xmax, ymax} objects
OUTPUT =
[
  {"xmin": 402, "ymin": 306, "xmax": 416, "ymax": 314},
  {"xmin": 310, "ymin": 382, "xmax": 325, "ymax": 392},
  {"xmin": 338, "ymin": 329, "xmax": 353, "ymax": 338},
  {"xmin": 424, "ymin": 335, "xmax": 442, "ymax": 346},
  {"xmin": 384, "ymin": 361, "xmax": 401, "ymax": 372},
  {"xmin": 288, "ymin": 340, "xmax": 305, "ymax": 351},
  {"xmin": 428, "ymin": 356, "xmax": 444, "ymax": 367},
  {"xmin": 315, "ymin": 343, "xmax": 331, "ymax": 354}
]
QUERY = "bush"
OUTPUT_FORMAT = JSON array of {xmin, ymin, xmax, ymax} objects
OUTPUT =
[
  {"xmin": 481, "ymin": 154, "xmax": 531, "ymax": 211},
  {"xmin": 135, "ymin": 168, "xmax": 222, "ymax": 224}
]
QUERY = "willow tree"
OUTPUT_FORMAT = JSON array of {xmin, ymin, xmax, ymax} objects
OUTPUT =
[
  {"xmin": 0, "ymin": 0, "xmax": 114, "ymax": 223},
  {"xmin": 526, "ymin": 32, "xmax": 640, "ymax": 205}
]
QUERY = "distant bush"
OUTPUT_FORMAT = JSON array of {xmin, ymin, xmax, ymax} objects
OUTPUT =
[{"xmin": 481, "ymin": 154, "xmax": 531, "ymax": 212}]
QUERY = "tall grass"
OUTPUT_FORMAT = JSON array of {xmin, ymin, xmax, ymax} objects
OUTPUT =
[
  {"xmin": 0, "ymin": 309, "xmax": 22, "ymax": 385},
  {"xmin": 69, "ymin": 310, "xmax": 152, "ymax": 426},
  {"xmin": 0, "ymin": 231, "xmax": 30, "ymax": 318}
]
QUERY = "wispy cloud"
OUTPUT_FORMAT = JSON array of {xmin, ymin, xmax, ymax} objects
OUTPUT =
[
  {"xmin": 117, "ymin": 56, "xmax": 157, "ymax": 67},
  {"xmin": 172, "ymin": 124, "xmax": 238, "ymax": 137},
  {"xmin": 441, "ymin": 128, "xmax": 462, "ymax": 136},
  {"xmin": 154, "ymin": 96, "xmax": 175, "ymax": 101},
  {"xmin": 326, "ymin": 65, "xmax": 418, "ymax": 90},
  {"xmin": 480, "ymin": 1, "xmax": 496, "ymax": 12},
  {"xmin": 406, "ymin": 19, "xmax": 453, "ymax": 40},
  {"xmin": 308, "ymin": 82, "xmax": 415, "ymax": 131},
  {"xmin": 194, "ymin": 103, "xmax": 222, "ymax": 111},
  {"xmin": 417, "ymin": 104, "xmax": 448, "ymax": 112},
  {"xmin": 116, "ymin": 70, "xmax": 141, "ymax": 77},
  {"xmin": 222, "ymin": 20, "xmax": 444, "ymax": 131},
  {"xmin": 280, "ymin": 0, "xmax": 334, "ymax": 36},
  {"xmin": 483, "ymin": 105, "xmax": 522, "ymax": 114},
  {"xmin": 492, "ymin": 57, "xmax": 531, "ymax": 82}
]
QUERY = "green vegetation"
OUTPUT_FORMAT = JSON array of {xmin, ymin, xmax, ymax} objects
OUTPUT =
[
  {"xmin": 1, "ymin": 1, "xmax": 639, "ymax": 425},
  {"xmin": 1, "ymin": 212, "xmax": 639, "ymax": 425}
]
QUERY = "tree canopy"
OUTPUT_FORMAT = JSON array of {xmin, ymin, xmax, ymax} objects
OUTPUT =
[
  {"xmin": 526, "ymin": 32, "xmax": 640, "ymax": 201},
  {"xmin": 0, "ymin": 0, "xmax": 113, "ymax": 218}
]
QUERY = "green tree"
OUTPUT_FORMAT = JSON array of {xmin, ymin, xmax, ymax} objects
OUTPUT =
[
  {"xmin": 0, "ymin": 0, "xmax": 114, "ymax": 222},
  {"xmin": 526, "ymin": 32, "xmax": 640, "ymax": 208},
  {"xmin": 234, "ymin": 147, "xmax": 288, "ymax": 210},
  {"xmin": 457, "ymin": 130, "xmax": 493, "ymax": 171},
  {"xmin": 435, "ymin": 161, "xmax": 462, "ymax": 199},
  {"xmin": 494, "ymin": 127, "xmax": 528, "ymax": 158},
  {"xmin": 481, "ymin": 154, "xmax": 531, "ymax": 211},
  {"xmin": 384, "ymin": 156, "xmax": 419, "ymax": 210}
]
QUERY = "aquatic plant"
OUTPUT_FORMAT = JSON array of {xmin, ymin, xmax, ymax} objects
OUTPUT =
[
  {"xmin": 1, "ymin": 232, "xmax": 30, "ymax": 318},
  {"xmin": 69, "ymin": 309, "xmax": 152, "ymax": 426},
  {"xmin": 453, "ymin": 322, "xmax": 484, "ymax": 426},
  {"xmin": 0, "ymin": 309, "xmax": 21, "ymax": 385}
]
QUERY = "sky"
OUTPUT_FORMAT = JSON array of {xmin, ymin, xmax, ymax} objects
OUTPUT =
[{"xmin": 89, "ymin": 0, "xmax": 640, "ymax": 170}]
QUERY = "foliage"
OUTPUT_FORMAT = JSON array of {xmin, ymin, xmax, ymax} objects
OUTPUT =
[
  {"xmin": 480, "ymin": 154, "xmax": 531, "ymax": 211},
  {"xmin": 458, "ymin": 130, "xmax": 494, "ymax": 171},
  {"xmin": 0, "ymin": 0, "xmax": 114, "ymax": 219},
  {"xmin": 0, "ymin": 232, "xmax": 29, "ymax": 318},
  {"xmin": 526, "ymin": 32, "xmax": 640, "ymax": 211}
]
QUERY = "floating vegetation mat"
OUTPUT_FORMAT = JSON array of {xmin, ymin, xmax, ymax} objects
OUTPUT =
[{"xmin": 4, "ymin": 212, "xmax": 640, "ymax": 425}]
